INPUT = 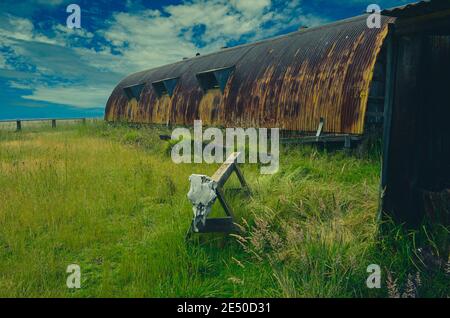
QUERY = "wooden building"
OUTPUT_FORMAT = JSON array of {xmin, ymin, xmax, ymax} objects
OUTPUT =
[{"xmin": 380, "ymin": 0, "xmax": 450, "ymax": 227}]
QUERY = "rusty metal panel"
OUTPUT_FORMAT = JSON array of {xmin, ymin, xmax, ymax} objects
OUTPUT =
[
  {"xmin": 382, "ymin": 0, "xmax": 450, "ymax": 18},
  {"xmin": 105, "ymin": 15, "xmax": 395, "ymax": 134}
]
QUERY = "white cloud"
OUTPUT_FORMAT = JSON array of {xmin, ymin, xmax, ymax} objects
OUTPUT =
[
  {"xmin": 22, "ymin": 85, "xmax": 113, "ymax": 108},
  {"xmin": 1, "ymin": 0, "xmax": 328, "ymax": 109},
  {"xmin": 0, "ymin": 14, "xmax": 35, "ymax": 42},
  {"xmin": 101, "ymin": 0, "xmax": 327, "ymax": 72},
  {"xmin": 52, "ymin": 24, "xmax": 95, "ymax": 40},
  {"xmin": 230, "ymin": 0, "xmax": 271, "ymax": 17},
  {"xmin": 0, "ymin": 13, "xmax": 118, "ymax": 108},
  {"xmin": 0, "ymin": 55, "xmax": 6, "ymax": 69},
  {"xmin": 164, "ymin": 1, "xmax": 260, "ymax": 43},
  {"xmin": 100, "ymin": 9, "xmax": 200, "ymax": 72}
]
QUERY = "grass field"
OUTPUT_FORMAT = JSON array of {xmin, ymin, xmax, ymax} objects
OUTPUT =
[{"xmin": 0, "ymin": 122, "xmax": 448, "ymax": 298}]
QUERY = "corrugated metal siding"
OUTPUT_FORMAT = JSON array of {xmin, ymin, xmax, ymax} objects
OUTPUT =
[
  {"xmin": 105, "ymin": 15, "xmax": 395, "ymax": 134},
  {"xmin": 382, "ymin": 0, "xmax": 450, "ymax": 18}
]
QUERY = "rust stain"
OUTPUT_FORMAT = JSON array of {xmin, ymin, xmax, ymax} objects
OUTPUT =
[
  {"xmin": 105, "ymin": 15, "xmax": 395, "ymax": 134},
  {"xmin": 198, "ymin": 89, "xmax": 223, "ymax": 125}
]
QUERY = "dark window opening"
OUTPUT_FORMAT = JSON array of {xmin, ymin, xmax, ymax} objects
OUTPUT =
[
  {"xmin": 152, "ymin": 81, "xmax": 167, "ymax": 97},
  {"xmin": 196, "ymin": 66, "xmax": 234, "ymax": 93},
  {"xmin": 152, "ymin": 78, "xmax": 179, "ymax": 98},
  {"xmin": 197, "ymin": 72, "xmax": 219, "ymax": 91},
  {"xmin": 123, "ymin": 84, "xmax": 145, "ymax": 102}
]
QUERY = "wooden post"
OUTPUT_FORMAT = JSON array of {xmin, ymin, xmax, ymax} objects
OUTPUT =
[
  {"xmin": 379, "ymin": 23, "xmax": 398, "ymax": 224},
  {"xmin": 52, "ymin": 119, "xmax": 56, "ymax": 128},
  {"xmin": 316, "ymin": 117, "xmax": 324, "ymax": 138},
  {"xmin": 344, "ymin": 135, "xmax": 351, "ymax": 149},
  {"xmin": 234, "ymin": 164, "xmax": 251, "ymax": 195},
  {"xmin": 82, "ymin": 118, "xmax": 86, "ymax": 125},
  {"xmin": 16, "ymin": 120, "xmax": 21, "ymax": 131}
]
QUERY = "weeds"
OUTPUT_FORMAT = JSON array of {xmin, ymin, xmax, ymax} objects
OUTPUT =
[
  {"xmin": 387, "ymin": 271, "xmax": 422, "ymax": 298},
  {"xmin": 0, "ymin": 122, "xmax": 448, "ymax": 297}
]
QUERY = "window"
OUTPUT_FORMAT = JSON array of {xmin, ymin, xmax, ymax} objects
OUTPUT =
[
  {"xmin": 152, "ymin": 78, "xmax": 179, "ymax": 98},
  {"xmin": 123, "ymin": 84, "xmax": 145, "ymax": 102},
  {"xmin": 196, "ymin": 66, "xmax": 235, "ymax": 93},
  {"xmin": 197, "ymin": 72, "xmax": 219, "ymax": 91}
]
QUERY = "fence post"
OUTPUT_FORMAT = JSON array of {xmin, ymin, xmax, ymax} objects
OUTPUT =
[
  {"xmin": 52, "ymin": 119, "xmax": 56, "ymax": 128},
  {"xmin": 16, "ymin": 120, "xmax": 21, "ymax": 131}
]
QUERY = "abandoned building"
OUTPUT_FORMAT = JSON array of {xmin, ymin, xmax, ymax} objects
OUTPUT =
[
  {"xmin": 105, "ymin": 14, "xmax": 393, "ymax": 134},
  {"xmin": 105, "ymin": 0, "xmax": 450, "ymax": 227}
]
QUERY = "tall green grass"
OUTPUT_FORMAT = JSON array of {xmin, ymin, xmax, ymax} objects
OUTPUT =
[{"xmin": 0, "ymin": 122, "xmax": 448, "ymax": 297}]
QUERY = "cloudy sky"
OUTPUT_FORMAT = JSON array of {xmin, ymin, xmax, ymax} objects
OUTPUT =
[{"xmin": 0, "ymin": 0, "xmax": 409, "ymax": 119}]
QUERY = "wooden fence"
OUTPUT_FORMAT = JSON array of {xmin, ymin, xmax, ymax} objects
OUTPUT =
[{"xmin": 0, "ymin": 118, "xmax": 99, "ymax": 131}]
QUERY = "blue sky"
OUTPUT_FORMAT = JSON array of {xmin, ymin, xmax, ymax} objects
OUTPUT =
[{"xmin": 0, "ymin": 0, "xmax": 410, "ymax": 120}]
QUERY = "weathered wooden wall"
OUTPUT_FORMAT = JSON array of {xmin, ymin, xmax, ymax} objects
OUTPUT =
[{"xmin": 383, "ymin": 34, "xmax": 450, "ymax": 226}]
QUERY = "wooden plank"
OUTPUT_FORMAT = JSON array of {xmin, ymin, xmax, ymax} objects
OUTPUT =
[
  {"xmin": 344, "ymin": 136, "xmax": 351, "ymax": 148},
  {"xmin": 234, "ymin": 164, "xmax": 250, "ymax": 193},
  {"xmin": 366, "ymin": 112, "xmax": 385, "ymax": 118},
  {"xmin": 316, "ymin": 117, "xmax": 324, "ymax": 137},
  {"xmin": 281, "ymin": 134, "xmax": 362, "ymax": 145},
  {"xmin": 394, "ymin": 9, "xmax": 450, "ymax": 36},
  {"xmin": 368, "ymin": 96, "xmax": 385, "ymax": 102},
  {"xmin": 216, "ymin": 187, "xmax": 235, "ymax": 218},
  {"xmin": 159, "ymin": 134, "xmax": 171, "ymax": 141},
  {"xmin": 211, "ymin": 152, "xmax": 240, "ymax": 188},
  {"xmin": 194, "ymin": 217, "xmax": 236, "ymax": 233},
  {"xmin": 379, "ymin": 23, "xmax": 398, "ymax": 223}
]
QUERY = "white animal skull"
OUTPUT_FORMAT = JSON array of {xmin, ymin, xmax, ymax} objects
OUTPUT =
[{"xmin": 187, "ymin": 174, "xmax": 218, "ymax": 232}]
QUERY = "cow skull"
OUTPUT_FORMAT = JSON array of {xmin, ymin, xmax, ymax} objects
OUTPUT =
[{"xmin": 187, "ymin": 174, "xmax": 218, "ymax": 232}]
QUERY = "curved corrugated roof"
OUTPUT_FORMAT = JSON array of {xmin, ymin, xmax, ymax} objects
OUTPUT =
[{"xmin": 105, "ymin": 14, "xmax": 395, "ymax": 134}]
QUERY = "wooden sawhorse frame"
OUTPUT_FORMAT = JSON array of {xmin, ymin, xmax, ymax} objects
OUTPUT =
[{"xmin": 186, "ymin": 152, "xmax": 250, "ymax": 237}]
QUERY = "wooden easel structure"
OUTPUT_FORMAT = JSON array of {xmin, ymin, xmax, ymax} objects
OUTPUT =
[{"xmin": 186, "ymin": 152, "xmax": 250, "ymax": 237}]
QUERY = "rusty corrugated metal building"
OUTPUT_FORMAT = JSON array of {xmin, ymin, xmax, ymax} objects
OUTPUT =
[{"xmin": 105, "ymin": 14, "xmax": 395, "ymax": 134}]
